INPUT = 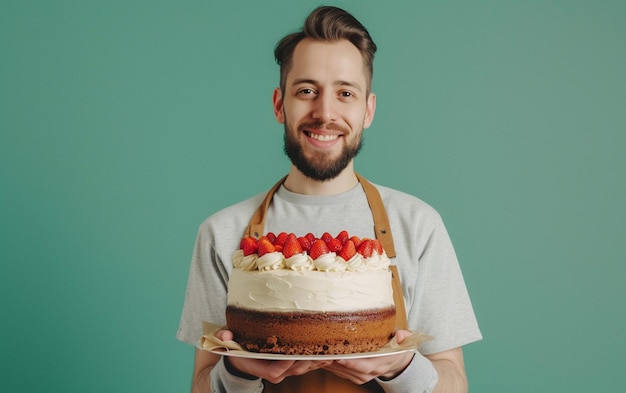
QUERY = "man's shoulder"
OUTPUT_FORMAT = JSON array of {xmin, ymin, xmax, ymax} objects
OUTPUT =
[
  {"xmin": 212, "ymin": 192, "xmax": 266, "ymax": 217},
  {"xmin": 198, "ymin": 192, "xmax": 266, "ymax": 232},
  {"xmin": 371, "ymin": 182, "xmax": 447, "ymax": 231},
  {"xmin": 374, "ymin": 183, "xmax": 439, "ymax": 213}
]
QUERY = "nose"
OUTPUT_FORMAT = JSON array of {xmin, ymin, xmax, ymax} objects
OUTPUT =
[{"xmin": 312, "ymin": 91, "xmax": 337, "ymax": 122}]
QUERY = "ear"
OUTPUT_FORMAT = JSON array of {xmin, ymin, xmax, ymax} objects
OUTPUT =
[
  {"xmin": 363, "ymin": 92, "xmax": 376, "ymax": 129},
  {"xmin": 273, "ymin": 87, "xmax": 285, "ymax": 124}
]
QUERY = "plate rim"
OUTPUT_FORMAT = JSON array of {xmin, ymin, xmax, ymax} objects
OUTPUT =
[{"xmin": 198, "ymin": 344, "xmax": 416, "ymax": 361}]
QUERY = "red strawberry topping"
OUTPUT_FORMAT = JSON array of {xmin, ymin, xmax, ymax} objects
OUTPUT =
[
  {"xmin": 274, "ymin": 232, "xmax": 288, "ymax": 247},
  {"xmin": 321, "ymin": 232, "xmax": 334, "ymax": 244},
  {"xmin": 350, "ymin": 236, "xmax": 361, "ymax": 248},
  {"xmin": 338, "ymin": 239, "xmax": 356, "ymax": 261},
  {"xmin": 257, "ymin": 236, "xmax": 275, "ymax": 257},
  {"xmin": 240, "ymin": 236, "xmax": 258, "ymax": 256},
  {"xmin": 297, "ymin": 236, "xmax": 312, "ymax": 253},
  {"xmin": 240, "ymin": 231, "xmax": 384, "ymax": 261},
  {"xmin": 327, "ymin": 237, "xmax": 342, "ymax": 253},
  {"xmin": 336, "ymin": 230, "xmax": 349, "ymax": 245},
  {"xmin": 372, "ymin": 239, "xmax": 384, "ymax": 255},
  {"xmin": 282, "ymin": 233, "xmax": 303, "ymax": 258},
  {"xmin": 309, "ymin": 239, "xmax": 330, "ymax": 260},
  {"xmin": 357, "ymin": 239, "xmax": 373, "ymax": 258}
]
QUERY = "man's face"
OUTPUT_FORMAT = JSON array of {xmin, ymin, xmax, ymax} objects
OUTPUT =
[{"xmin": 273, "ymin": 38, "xmax": 376, "ymax": 181}]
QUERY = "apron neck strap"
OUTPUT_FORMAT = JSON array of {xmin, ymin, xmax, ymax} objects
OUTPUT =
[
  {"xmin": 244, "ymin": 173, "xmax": 396, "ymax": 258},
  {"xmin": 245, "ymin": 175, "xmax": 287, "ymax": 240}
]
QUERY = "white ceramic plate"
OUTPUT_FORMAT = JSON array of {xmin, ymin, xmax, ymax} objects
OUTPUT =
[{"xmin": 197, "ymin": 344, "xmax": 415, "ymax": 361}]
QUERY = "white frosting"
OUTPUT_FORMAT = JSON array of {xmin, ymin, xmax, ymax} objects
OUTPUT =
[
  {"xmin": 232, "ymin": 249, "xmax": 391, "ymax": 272},
  {"xmin": 284, "ymin": 253, "xmax": 314, "ymax": 271},
  {"xmin": 227, "ymin": 268, "xmax": 394, "ymax": 312},
  {"xmin": 232, "ymin": 250, "xmax": 258, "ymax": 271},
  {"xmin": 256, "ymin": 252, "xmax": 285, "ymax": 271},
  {"xmin": 313, "ymin": 252, "xmax": 347, "ymax": 272},
  {"xmin": 344, "ymin": 254, "xmax": 367, "ymax": 271},
  {"xmin": 366, "ymin": 252, "xmax": 391, "ymax": 270}
]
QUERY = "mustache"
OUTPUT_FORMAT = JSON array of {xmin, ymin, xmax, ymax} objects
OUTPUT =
[{"xmin": 297, "ymin": 121, "xmax": 349, "ymax": 134}]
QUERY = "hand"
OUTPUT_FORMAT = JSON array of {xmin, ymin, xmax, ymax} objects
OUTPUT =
[
  {"xmin": 322, "ymin": 329, "xmax": 416, "ymax": 384},
  {"xmin": 215, "ymin": 330, "xmax": 332, "ymax": 384}
]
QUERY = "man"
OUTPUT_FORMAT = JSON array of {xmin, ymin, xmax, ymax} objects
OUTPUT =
[{"xmin": 177, "ymin": 6, "xmax": 481, "ymax": 392}]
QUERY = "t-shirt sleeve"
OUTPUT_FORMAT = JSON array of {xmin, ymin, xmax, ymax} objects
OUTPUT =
[
  {"xmin": 176, "ymin": 223, "xmax": 230, "ymax": 345},
  {"xmin": 408, "ymin": 214, "xmax": 482, "ymax": 355}
]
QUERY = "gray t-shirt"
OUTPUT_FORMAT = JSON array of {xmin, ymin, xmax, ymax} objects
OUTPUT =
[{"xmin": 177, "ymin": 182, "xmax": 481, "ymax": 355}]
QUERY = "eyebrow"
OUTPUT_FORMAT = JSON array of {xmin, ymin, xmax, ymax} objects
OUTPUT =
[{"xmin": 291, "ymin": 78, "xmax": 364, "ymax": 92}]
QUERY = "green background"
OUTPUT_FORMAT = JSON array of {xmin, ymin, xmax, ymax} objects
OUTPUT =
[{"xmin": 2, "ymin": 0, "xmax": 624, "ymax": 391}]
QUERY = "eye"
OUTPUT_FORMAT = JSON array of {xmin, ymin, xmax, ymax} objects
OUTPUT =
[
  {"xmin": 339, "ymin": 91, "xmax": 356, "ymax": 100},
  {"xmin": 298, "ymin": 88, "xmax": 315, "ymax": 95}
]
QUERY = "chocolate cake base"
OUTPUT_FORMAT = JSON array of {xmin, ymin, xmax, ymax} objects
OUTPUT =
[{"xmin": 226, "ymin": 306, "xmax": 396, "ymax": 355}]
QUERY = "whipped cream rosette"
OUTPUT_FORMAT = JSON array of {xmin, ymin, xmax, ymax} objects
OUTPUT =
[{"xmin": 284, "ymin": 253, "xmax": 314, "ymax": 271}]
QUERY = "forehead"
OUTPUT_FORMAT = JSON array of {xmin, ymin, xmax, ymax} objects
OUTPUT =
[{"xmin": 286, "ymin": 38, "xmax": 367, "ymax": 89}]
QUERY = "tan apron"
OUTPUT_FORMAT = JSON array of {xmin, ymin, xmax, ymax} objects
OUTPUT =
[{"xmin": 243, "ymin": 173, "xmax": 408, "ymax": 393}]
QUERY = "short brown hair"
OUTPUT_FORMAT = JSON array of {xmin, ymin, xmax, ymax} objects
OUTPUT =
[{"xmin": 274, "ymin": 6, "xmax": 377, "ymax": 93}]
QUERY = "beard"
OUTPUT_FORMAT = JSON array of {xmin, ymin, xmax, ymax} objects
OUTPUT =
[{"xmin": 283, "ymin": 120, "xmax": 364, "ymax": 182}]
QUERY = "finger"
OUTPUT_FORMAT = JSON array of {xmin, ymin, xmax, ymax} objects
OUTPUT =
[
  {"xmin": 314, "ymin": 360, "xmax": 333, "ymax": 368},
  {"xmin": 227, "ymin": 358, "xmax": 295, "ymax": 383},
  {"xmin": 214, "ymin": 330, "xmax": 234, "ymax": 341},
  {"xmin": 326, "ymin": 358, "xmax": 385, "ymax": 379},
  {"xmin": 264, "ymin": 360, "xmax": 317, "ymax": 384},
  {"xmin": 322, "ymin": 364, "xmax": 371, "ymax": 385},
  {"xmin": 393, "ymin": 329, "xmax": 412, "ymax": 343},
  {"xmin": 291, "ymin": 360, "xmax": 323, "ymax": 375}
]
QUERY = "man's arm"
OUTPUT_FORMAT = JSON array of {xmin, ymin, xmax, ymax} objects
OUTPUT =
[
  {"xmin": 425, "ymin": 347, "xmax": 467, "ymax": 393},
  {"xmin": 192, "ymin": 348, "xmax": 266, "ymax": 393},
  {"xmin": 323, "ymin": 330, "xmax": 468, "ymax": 393},
  {"xmin": 191, "ymin": 348, "xmax": 220, "ymax": 393}
]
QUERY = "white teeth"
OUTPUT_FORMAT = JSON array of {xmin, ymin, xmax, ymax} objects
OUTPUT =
[{"xmin": 309, "ymin": 133, "xmax": 339, "ymax": 142}]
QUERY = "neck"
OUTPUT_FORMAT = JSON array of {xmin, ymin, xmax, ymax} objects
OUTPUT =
[{"xmin": 283, "ymin": 163, "xmax": 358, "ymax": 195}]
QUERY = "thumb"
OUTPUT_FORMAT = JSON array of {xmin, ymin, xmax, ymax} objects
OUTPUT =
[
  {"xmin": 215, "ymin": 329, "xmax": 234, "ymax": 341},
  {"xmin": 393, "ymin": 329, "xmax": 413, "ymax": 344}
]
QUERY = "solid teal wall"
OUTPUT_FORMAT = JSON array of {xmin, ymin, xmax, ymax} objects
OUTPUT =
[{"xmin": 2, "ymin": 0, "xmax": 625, "ymax": 391}]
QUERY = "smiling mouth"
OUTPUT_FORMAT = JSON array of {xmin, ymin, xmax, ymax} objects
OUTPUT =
[{"xmin": 304, "ymin": 131, "xmax": 340, "ymax": 142}]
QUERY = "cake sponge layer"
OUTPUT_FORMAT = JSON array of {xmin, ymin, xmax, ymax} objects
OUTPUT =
[{"xmin": 226, "ymin": 306, "xmax": 396, "ymax": 355}]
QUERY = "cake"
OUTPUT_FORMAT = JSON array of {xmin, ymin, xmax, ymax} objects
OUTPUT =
[{"xmin": 226, "ymin": 231, "xmax": 396, "ymax": 355}]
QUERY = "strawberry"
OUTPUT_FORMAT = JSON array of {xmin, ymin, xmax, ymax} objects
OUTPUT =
[
  {"xmin": 257, "ymin": 236, "xmax": 275, "ymax": 256},
  {"xmin": 357, "ymin": 239, "xmax": 373, "ymax": 258},
  {"xmin": 327, "ymin": 237, "xmax": 343, "ymax": 253},
  {"xmin": 338, "ymin": 240, "xmax": 356, "ymax": 261},
  {"xmin": 309, "ymin": 239, "xmax": 330, "ymax": 260},
  {"xmin": 274, "ymin": 232, "xmax": 289, "ymax": 247},
  {"xmin": 372, "ymin": 239, "xmax": 384, "ymax": 255},
  {"xmin": 305, "ymin": 232, "xmax": 317, "ymax": 243},
  {"xmin": 283, "ymin": 233, "xmax": 303, "ymax": 258},
  {"xmin": 336, "ymin": 230, "xmax": 349, "ymax": 245},
  {"xmin": 350, "ymin": 236, "xmax": 361, "ymax": 248},
  {"xmin": 298, "ymin": 236, "xmax": 312, "ymax": 253},
  {"xmin": 240, "ymin": 236, "xmax": 258, "ymax": 256},
  {"xmin": 266, "ymin": 232, "xmax": 277, "ymax": 244},
  {"xmin": 321, "ymin": 232, "xmax": 334, "ymax": 244}
]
